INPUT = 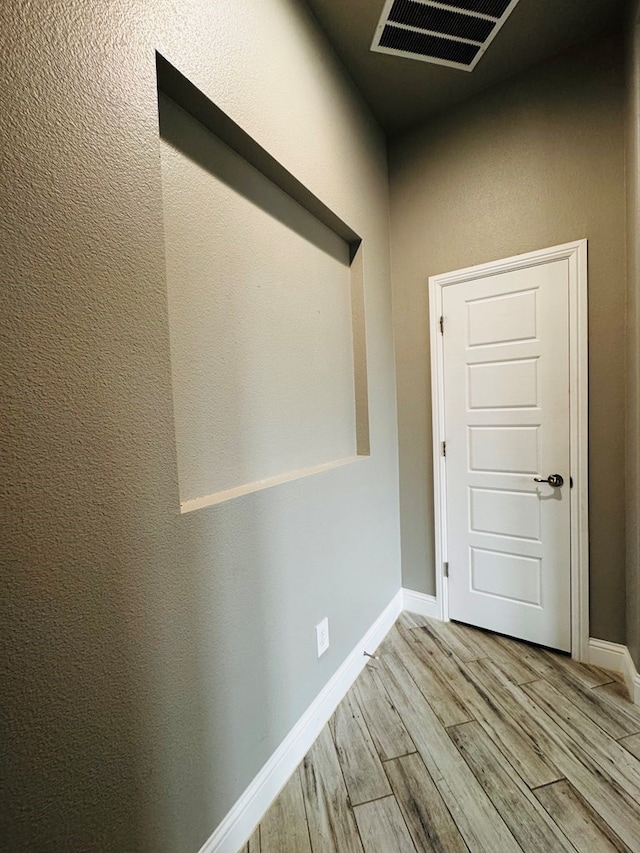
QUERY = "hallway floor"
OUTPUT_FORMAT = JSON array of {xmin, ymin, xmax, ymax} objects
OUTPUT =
[{"xmin": 240, "ymin": 612, "xmax": 640, "ymax": 852}]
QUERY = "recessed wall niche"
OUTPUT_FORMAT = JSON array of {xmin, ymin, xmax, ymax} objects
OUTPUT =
[{"xmin": 157, "ymin": 56, "xmax": 369, "ymax": 512}]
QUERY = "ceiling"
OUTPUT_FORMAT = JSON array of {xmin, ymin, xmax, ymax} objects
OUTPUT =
[{"xmin": 302, "ymin": 0, "xmax": 628, "ymax": 136}]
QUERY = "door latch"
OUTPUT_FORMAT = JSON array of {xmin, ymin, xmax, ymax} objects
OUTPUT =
[{"xmin": 533, "ymin": 474, "xmax": 564, "ymax": 487}]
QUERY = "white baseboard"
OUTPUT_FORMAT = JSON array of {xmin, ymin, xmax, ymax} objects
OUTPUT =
[
  {"xmin": 588, "ymin": 638, "xmax": 640, "ymax": 704},
  {"xmin": 201, "ymin": 589, "xmax": 403, "ymax": 853},
  {"xmin": 401, "ymin": 588, "xmax": 439, "ymax": 620}
]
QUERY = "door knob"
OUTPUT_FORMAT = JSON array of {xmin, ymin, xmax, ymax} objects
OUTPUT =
[{"xmin": 534, "ymin": 474, "xmax": 564, "ymax": 487}]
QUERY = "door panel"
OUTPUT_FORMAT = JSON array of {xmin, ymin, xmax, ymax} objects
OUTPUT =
[
  {"xmin": 468, "ymin": 426, "xmax": 539, "ymax": 474},
  {"xmin": 470, "ymin": 547, "xmax": 541, "ymax": 606},
  {"xmin": 443, "ymin": 260, "xmax": 571, "ymax": 651},
  {"xmin": 467, "ymin": 289, "xmax": 538, "ymax": 347},
  {"xmin": 467, "ymin": 358, "xmax": 539, "ymax": 409},
  {"xmin": 469, "ymin": 487, "xmax": 541, "ymax": 541}
]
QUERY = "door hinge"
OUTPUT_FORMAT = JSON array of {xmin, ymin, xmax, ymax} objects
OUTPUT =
[
  {"xmin": 441, "ymin": 441, "xmax": 446, "ymax": 458},
  {"xmin": 443, "ymin": 561, "xmax": 449, "ymax": 578},
  {"xmin": 439, "ymin": 315, "xmax": 444, "ymax": 335}
]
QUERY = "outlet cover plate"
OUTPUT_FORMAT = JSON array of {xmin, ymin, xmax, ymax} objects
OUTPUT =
[{"xmin": 316, "ymin": 617, "xmax": 329, "ymax": 658}]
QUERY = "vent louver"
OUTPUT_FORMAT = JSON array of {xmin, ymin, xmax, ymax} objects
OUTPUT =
[{"xmin": 371, "ymin": 0, "xmax": 521, "ymax": 71}]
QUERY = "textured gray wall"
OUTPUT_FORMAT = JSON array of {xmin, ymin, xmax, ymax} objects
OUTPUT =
[
  {"xmin": 0, "ymin": 1, "xmax": 401, "ymax": 850},
  {"xmin": 389, "ymin": 34, "xmax": 627, "ymax": 644},
  {"xmin": 627, "ymin": 3, "xmax": 640, "ymax": 670}
]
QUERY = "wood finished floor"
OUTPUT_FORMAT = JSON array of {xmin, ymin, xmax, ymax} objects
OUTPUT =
[{"xmin": 239, "ymin": 613, "xmax": 640, "ymax": 852}]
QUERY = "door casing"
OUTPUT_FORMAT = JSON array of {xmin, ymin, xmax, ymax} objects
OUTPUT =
[{"xmin": 428, "ymin": 240, "xmax": 589, "ymax": 660}]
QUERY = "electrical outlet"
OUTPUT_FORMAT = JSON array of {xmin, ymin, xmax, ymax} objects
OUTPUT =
[{"xmin": 316, "ymin": 617, "xmax": 329, "ymax": 658}]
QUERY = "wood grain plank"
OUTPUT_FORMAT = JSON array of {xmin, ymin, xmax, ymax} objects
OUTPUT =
[
  {"xmin": 535, "ymin": 647, "xmax": 618, "ymax": 688},
  {"xmin": 417, "ymin": 617, "xmax": 484, "ymax": 663},
  {"xmin": 351, "ymin": 663, "xmax": 416, "ymax": 762},
  {"xmin": 468, "ymin": 658, "xmax": 640, "ymax": 852},
  {"xmin": 353, "ymin": 795, "xmax": 417, "ymax": 853},
  {"xmin": 495, "ymin": 638, "xmax": 615, "ymax": 689},
  {"xmin": 448, "ymin": 720, "xmax": 575, "ymax": 853},
  {"xmin": 593, "ymin": 681, "xmax": 640, "ymax": 730},
  {"xmin": 239, "ymin": 824, "xmax": 260, "ymax": 853},
  {"xmin": 402, "ymin": 625, "xmax": 562, "ymax": 788},
  {"xmin": 260, "ymin": 766, "xmax": 310, "ymax": 853},
  {"xmin": 301, "ymin": 726, "xmax": 364, "ymax": 853},
  {"xmin": 447, "ymin": 623, "xmax": 540, "ymax": 685},
  {"xmin": 248, "ymin": 825, "xmax": 261, "ymax": 852},
  {"xmin": 379, "ymin": 650, "xmax": 521, "ymax": 852},
  {"xmin": 527, "ymin": 668, "xmax": 640, "ymax": 739},
  {"xmin": 420, "ymin": 618, "xmax": 538, "ymax": 685},
  {"xmin": 434, "ymin": 777, "xmax": 521, "ymax": 853},
  {"xmin": 376, "ymin": 648, "xmax": 443, "ymax": 783},
  {"xmin": 391, "ymin": 623, "xmax": 473, "ymax": 727},
  {"xmin": 489, "ymin": 632, "xmax": 555, "ymax": 674},
  {"xmin": 239, "ymin": 826, "xmax": 260, "ymax": 853},
  {"xmin": 384, "ymin": 752, "xmax": 468, "ymax": 853},
  {"xmin": 535, "ymin": 780, "xmax": 632, "ymax": 853},
  {"xmin": 597, "ymin": 680, "xmax": 634, "ymax": 703},
  {"xmin": 550, "ymin": 653, "xmax": 619, "ymax": 688},
  {"xmin": 484, "ymin": 645, "xmax": 639, "ymax": 739},
  {"xmin": 423, "ymin": 618, "xmax": 539, "ymax": 684},
  {"xmin": 331, "ymin": 686, "xmax": 392, "ymax": 805},
  {"xmin": 619, "ymin": 734, "xmax": 640, "ymax": 761},
  {"xmin": 399, "ymin": 610, "xmax": 432, "ymax": 629},
  {"xmin": 521, "ymin": 679, "xmax": 640, "ymax": 801}
]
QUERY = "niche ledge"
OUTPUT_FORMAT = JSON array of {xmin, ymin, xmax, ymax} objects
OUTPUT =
[{"xmin": 180, "ymin": 455, "xmax": 367, "ymax": 512}]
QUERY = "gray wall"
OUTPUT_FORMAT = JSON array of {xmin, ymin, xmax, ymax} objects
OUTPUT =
[
  {"xmin": 627, "ymin": 2, "xmax": 640, "ymax": 670},
  {"xmin": 0, "ymin": 1, "xmax": 401, "ymax": 850},
  {"xmin": 389, "ymin": 33, "xmax": 627, "ymax": 644}
]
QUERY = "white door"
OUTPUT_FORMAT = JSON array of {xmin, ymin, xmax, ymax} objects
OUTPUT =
[{"xmin": 442, "ymin": 258, "xmax": 571, "ymax": 651}]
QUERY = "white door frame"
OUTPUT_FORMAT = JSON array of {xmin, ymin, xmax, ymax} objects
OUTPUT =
[{"xmin": 429, "ymin": 240, "xmax": 589, "ymax": 661}]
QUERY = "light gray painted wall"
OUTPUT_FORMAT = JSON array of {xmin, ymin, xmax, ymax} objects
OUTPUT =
[
  {"xmin": 389, "ymin": 33, "xmax": 627, "ymax": 644},
  {"xmin": 0, "ymin": 1, "xmax": 401, "ymax": 850},
  {"xmin": 627, "ymin": 2, "xmax": 640, "ymax": 670}
]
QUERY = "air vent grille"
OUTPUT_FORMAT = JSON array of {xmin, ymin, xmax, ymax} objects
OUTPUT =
[
  {"xmin": 380, "ymin": 25, "xmax": 481, "ymax": 65},
  {"xmin": 371, "ymin": 0, "xmax": 520, "ymax": 71},
  {"xmin": 438, "ymin": 0, "xmax": 512, "ymax": 17},
  {"xmin": 387, "ymin": 1, "xmax": 495, "ymax": 43}
]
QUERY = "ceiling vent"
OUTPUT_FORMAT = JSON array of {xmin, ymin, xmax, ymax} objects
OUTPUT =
[{"xmin": 371, "ymin": 0, "xmax": 521, "ymax": 71}]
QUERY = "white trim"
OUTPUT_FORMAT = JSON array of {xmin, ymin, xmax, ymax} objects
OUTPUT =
[
  {"xmin": 569, "ymin": 241, "xmax": 590, "ymax": 661},
  {"xmin": 201, "ymin": 590, "xmax": 403, "ymax": 853},
  {"xmin": 429, "ymin": 277, "xmax": 449, "ymax": 623},
  {"xmin": 588, "ymin": 638, "xmax": 640, "ymax": 705},
  {"xmin": 429, "ymin": 240, "xmax": 589, "ymax": 659},
  {"xmin": 402, "ymin": 588, "xmax": 439, "ymax": 620}
]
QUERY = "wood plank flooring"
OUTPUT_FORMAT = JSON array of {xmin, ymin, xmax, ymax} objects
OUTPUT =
[{"xmin": 239, "ymin": 614, "xmax": 640, "ymax": 852}]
